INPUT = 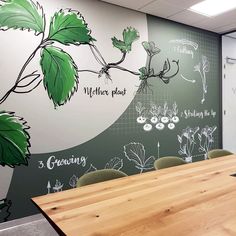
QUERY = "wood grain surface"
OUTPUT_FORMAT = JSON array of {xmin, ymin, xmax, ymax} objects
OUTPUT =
[{"xmin": 32, "ymin": 155, "xmax": 236, "ymax": 236}]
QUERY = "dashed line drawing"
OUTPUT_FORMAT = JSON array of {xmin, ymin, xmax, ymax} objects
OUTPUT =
[
  {"xmin": 181, "ymin": 74, "xmax": 196, "ymax": 83},
  {"xmin": 169, "ymin": 39, "xmax": 198, "ymax": 50},
  {"xmin": 104, "ymin": 157, "xmax": 123, "ymax": 170},
  {"xmin": 124, "ymin": 142, "xmax": 155, "ymax": 173},
  {"xmin": 198, "ymin": 126, "xmax": 217, "ymax": 160},
  {"xmin": 194, "ymin": 56, "xmax": 210, "ymax": 104},
  {"xmin": 47, "ymin": 181, "xmax": 51, "ymax": 194},
  {"xmin": 157, "ymin": 141, "xmax": 160, "ymax": 159}
]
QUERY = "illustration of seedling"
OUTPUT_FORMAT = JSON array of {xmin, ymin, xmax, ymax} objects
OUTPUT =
[
  {"xmin": 161, "ymin": 102, "xmax": 169, "ymax": 123},
  {"xmin": 167, "ymin": 109, "xmax": 175, "ymax": 130},
  {"xmin": 149, "ymin": 102, "xmax": 160, "ymax": 124},
  {"xmin": 0, "ymin": 0, "xmax": 179, "ymax": 167},
  {"xmin": 136, "ymin": 102, "xmax": 147, "ymax": 124},
  {"xmin": 172, "ymin": 102, "xmax": 179, "ymax": 123},
  {"xmin": 194, "ymin": 55, "xmax": 210, "ymax": 104},
  {"xmin": 52, "ymin": 179, "xmax": 63, "ymax": 192},
  {"xmin": 124, "ymin": 142, "xmax": 155, "ymax": 173},
  {"xmin": 198, "ymin": 126, "xmax": 217, "ymax": 160},
  {"xmin": 178, "ymin": 127, "xmax": 199, "ymax": 163}
]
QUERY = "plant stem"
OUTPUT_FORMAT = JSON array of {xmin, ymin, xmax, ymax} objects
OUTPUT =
[
  {"xmin": 0, "ymin": 37, "xmax": 45, "ymax": 105},
  {"xmin": 108, "ymin": 52, "xmax": 126, "ymax": 66},
  {"xmin": 108, "ymin": 65, "xmax": 140, "ymax": 76}
]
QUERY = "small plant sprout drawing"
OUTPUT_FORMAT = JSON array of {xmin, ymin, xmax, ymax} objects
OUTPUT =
[
  {"xmin": 194, "ymin": 55, "xmax": 210, "ymax": 104},
  {"xmin": 47, "ymin": 181, "xmax": 51, "ymax": 194},
  {"xmin": 124, "ymin": 142, "xmax": 155, "ymax": 173},
  {"xmin": 69, "ymin": 175, "xmax": 78, "ymax": 188},
  {"xmin": 52, "ymin": 179, "xmax": 63, "ymax": 192},
  {"xmin": 161, "ymin": 102, "xmax": 169, "ymax": 124},
  {"xmin": 171, "ymin": 102, "xmax": 179, "ymax": 123},
  {"xmin": 167, "ymin": 109, "xmax": 175, "ymax": 130},
  {"xmin": 0, "ymin": 0, "xmax": 179, "ymax": 168},
  {"xmin": 104, "ymin": 157, "xmax": 123, "ymax": 170},
  {"xmin": 136, "ymin": 102, "xmax": 146, "ymax": 124},
  {"xmin": 178, "ymin": 127, "xmax": 200, "ymax": 163},
  {"xmin": 149, "ymin": 102, "xmax": 160, "ymax": 124},
  {"xmin": 198, "ymin": 126, "xmax": 217, "ymax": 160}
]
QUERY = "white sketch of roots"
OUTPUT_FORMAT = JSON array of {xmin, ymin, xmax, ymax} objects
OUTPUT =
[
  {"xmin": 194, "ymin": 55, "xmax": 210, "ymax": 104},
  {"xmin": 198, "ymin": 126, "xmax": 217, "ymax": 159},
  {"xmin": 124, "ymin": 142, "xmax": 155, "ymax": 173},
  {"xmin": 178, "ymin": 127, "xmax": 200, "ymax": 163}
]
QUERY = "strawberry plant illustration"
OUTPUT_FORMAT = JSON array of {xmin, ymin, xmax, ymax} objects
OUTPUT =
[{"xmin": 0, "ymin": 0, "xmax": 179, "ymax": 168}]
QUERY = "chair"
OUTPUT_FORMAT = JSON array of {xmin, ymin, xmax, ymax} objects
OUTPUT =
[
  {"xmin": 77, "ymin": 169, "xmax": 128, "ymax": 187},
  {"xmin": 207, "ymin": 149, "xmax": 233, "ymax": 159},
  {"xmin": 154, "ymin": 156, "xmax": 186, "ymax": 170}
]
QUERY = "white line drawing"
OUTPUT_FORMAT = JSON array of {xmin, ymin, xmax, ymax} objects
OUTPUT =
[
  {"xmin": 52, "ymin": 179, "xmax": 63, "ymax": 192},
  {"xmin": 136, "ymin": 102, "xmax": 148, "ymax": 124},
  {"xmin": 198, "ymin": 126, "xmax": 217, "ymax": 160},
  {"xmin": 161, "ymin": 102, "xmax": 169, "ymax": 124},
  {"xmin": 85, "ymin": 164, "xmax": 97, "ymax": 173},
  {"xmin": 194, "ymin": 56, "xmax": 210, "ymax": 104},
  {"xmin": 149, "ymin": 102, "xmax": 161, "ymax": 124},
  {"xmin": 178, "ymin": 127, "xmax": 200, "ymax": 163},
  {"xmin": 181, "ymin": 74, "xmax": 196, "ymax": 83},
  {"xmin": 104, "ymin": 157, "xmax": 123, "ymax": 170},
  {"xmin": 124, "ymin": 142, "xmax": 155, "ymax": 173},
  {"xmin": 136, "ymin": 101, "xmax": 180, "ymax": 131},
  {"xmin": 157, "ymin": 141, "xmax": 160, "ymax": 159},
  {"xmin": 47, "ymin": 181, "xmax": 51, "ymax": 194},
  {"xmin": 169, "ymin": 39, "xmax": 198, "ymax": 50},
  {"xmin": 69, "ymin": 175, "xmax": 78, "ymax": 188}
]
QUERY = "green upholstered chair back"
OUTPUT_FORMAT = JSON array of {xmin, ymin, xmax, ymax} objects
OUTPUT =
[
  {"xmin": 154, "ymin": 156, "xmax": 186, "ymax": 170},
  {"xmin": 77, "ymin": 169, "xmax": 127, "ymax": 187},
  {"xmin": 207, "ymin": 149, "xmax": 233, "ymax": 159}
]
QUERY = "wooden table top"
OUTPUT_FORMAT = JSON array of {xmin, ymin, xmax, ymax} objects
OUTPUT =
[{"xmin": 32, "ymin": 155, "xmax": 236, "ymax": 236}]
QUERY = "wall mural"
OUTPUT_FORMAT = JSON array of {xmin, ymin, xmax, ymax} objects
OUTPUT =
[
  {"xmin": 0, "ymin": 0, "xmax": 179, "ymax": 168},
  {"xmin": 0, "ymin": 0, "xmax": 220, "ymax": 222}
]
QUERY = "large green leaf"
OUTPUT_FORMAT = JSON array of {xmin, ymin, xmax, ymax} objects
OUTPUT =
[
  {"xmin": 112, "ymin": 27, "xmax": 139, "ymax": 53},
  {"xmin": 40, "ymin": 46, "xmax": 79, "ymax": 107},
  {"xmin": 0, "ymin": 111, "xmax": 30, "ymax": 167},
  {"xmin": 0, "ymin": 0, "xmax": 45, "ymax": 34},
  {"xmin": 48, "ymin": 9, "xmax": 94, "ymax": 45}
]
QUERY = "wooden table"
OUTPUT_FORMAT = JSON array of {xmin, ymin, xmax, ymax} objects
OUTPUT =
[{"xmin": 32, "ymin": 155, "xmax": 236, "ymax": 236}]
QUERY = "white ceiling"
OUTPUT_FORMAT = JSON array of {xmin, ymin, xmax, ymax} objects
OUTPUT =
[{"xmin": 100, "ymin": 0, "xmax": 236, "ymax": 34}]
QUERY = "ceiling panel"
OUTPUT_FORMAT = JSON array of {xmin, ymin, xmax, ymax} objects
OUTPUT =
[
  {"xmin": 169, "ymin": 9, "xmax": 207, "ymax": 25},
  {"xmin": 140, "ymin": 0, "xmax": 183, "ymax": 18},
  {"xmin": 100, "ymin": 0, "xmax": 236, "ymax": 34},
  {"xmin": 164, "ymin": 0, "xmax": 201, "ymax": 9},
  {"xmin": 100, "ymin": 0, "xmax": 153, "ymax": 10}
]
